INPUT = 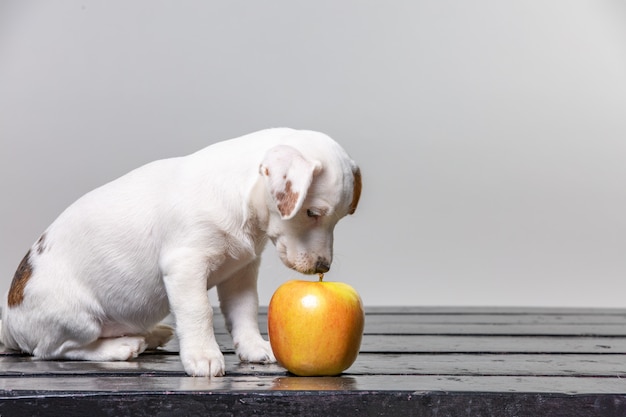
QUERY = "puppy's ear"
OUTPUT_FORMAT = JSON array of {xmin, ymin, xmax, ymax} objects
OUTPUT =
[
  {"xmin": 260, "ymin": 145, "xmax": 321, "ymax": 219},
  {"xmin": 348, "ymin": 164, "xmax": 362, "ymax": 215}
]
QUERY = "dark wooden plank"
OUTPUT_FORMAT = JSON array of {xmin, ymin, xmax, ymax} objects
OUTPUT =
[
  {"xmin": 360, "ymin": 313, "xmax": 626, "ymax": 325},
  {"xmin": 1, "ymin": 353, "xmax": 625, "ymax": 378},
  {"xmin": 347, "ymin": 353, "xmax": 626, "ymax": 377},
  {"xmin": 211, "ymin": 313, "xmax": 626, "ymax": 336},
  {"xmin": 360, "ymin": 322, "xmax": 626, "ymax": 336},
  {"xmin": 5, "ymin": 334, "xmax": 621, "ymax": 356},
  {"xmin": 357, "ymin": 335, "xmax": 626, "ymax": 354},
  {"xmin": 0, "ymin": 374, "xmax": 625, "ymax": 394},
  {"xmin": 174, "ymin": 334, "xmax": 626, "ymax": 354},
  {"xmin": 1, "ymin": 387, "xmax": 625, "ymax": 417},
  {"xmin": 257, "ymin": 306, "xmax": 626, "ymax": 315},
  {"xmin": 224, "ymin": 322, "xmax": 626, "ymax": 336}
]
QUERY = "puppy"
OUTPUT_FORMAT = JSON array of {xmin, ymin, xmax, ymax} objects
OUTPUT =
[{"xmin": 1, "ymin": 128, "xmax": 361, "ymax": 377}]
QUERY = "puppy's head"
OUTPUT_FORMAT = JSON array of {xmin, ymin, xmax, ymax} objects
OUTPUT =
[{"xmin": 259, "ymin": 133, "xmax": 361, "ymax": 275}]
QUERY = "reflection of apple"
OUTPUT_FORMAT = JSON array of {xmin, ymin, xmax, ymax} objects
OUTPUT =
[
  {"xmin": 271, "ymin": 376, "xmax": 358, "ymax": 390},
  {"xmin": 268, "ymin": 275, "xmax": 364, "ymax": 376}
]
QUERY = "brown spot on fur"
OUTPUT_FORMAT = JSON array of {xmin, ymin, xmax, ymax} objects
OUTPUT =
[
  {"xmin": 348, "ymin": 167, "xmax": 362, "ymax": 215},
  {"xmin": 275, "ymin": 180, "xmax": 299, "ymax": 217},
  {"xmin": 8, "ymin": 250, "xmax": 33, "ymax": 307}
]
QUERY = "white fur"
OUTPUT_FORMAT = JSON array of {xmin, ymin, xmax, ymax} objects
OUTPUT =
[{"xmin": 0, "ymin": 128, "xmax": 360, "ymax": 377}]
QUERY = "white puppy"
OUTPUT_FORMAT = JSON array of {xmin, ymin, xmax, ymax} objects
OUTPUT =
[{"xmin": 1, "ymin": 128, "xmax": 361, "ymax": 377}]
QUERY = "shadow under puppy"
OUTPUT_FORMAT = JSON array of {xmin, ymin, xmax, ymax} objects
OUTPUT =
[{"xmin": 1, "ymin": 128, "xmax": 362, "ymax": 377}]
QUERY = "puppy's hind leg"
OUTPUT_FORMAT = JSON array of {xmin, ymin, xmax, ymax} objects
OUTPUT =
[
  {"xmin": 60, "ymin": 336, "xmax": 148, "ymax": 361},
  {"xmin": 27, "ymin": 310, "xmax": 149, "ymax": 361},
  {"xmin": 52, "ymin": 323, "xmax": 173, "ymax": 360}
]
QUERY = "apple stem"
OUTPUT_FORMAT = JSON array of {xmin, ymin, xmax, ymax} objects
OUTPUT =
[{"xmin": 318, "ymin": 273, "xmax": 324, "ymax": 282}]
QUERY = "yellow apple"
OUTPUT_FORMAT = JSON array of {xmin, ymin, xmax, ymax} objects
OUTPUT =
[{"xmin": 268, "ymin": 275, "xmax": 364, "ymax": 376}]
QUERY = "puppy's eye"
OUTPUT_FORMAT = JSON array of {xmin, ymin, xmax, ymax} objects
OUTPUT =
[{"xmin": 306, "ymin": 209, "xmax": 321, "ymax": 218}]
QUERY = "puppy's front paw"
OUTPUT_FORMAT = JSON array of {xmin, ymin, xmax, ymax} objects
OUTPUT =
[
  {"xmin": 235, "ymin": 336, "xmax": 276, "ymax": 364},
  {"xmin": 180, "ymin": 345, "xmax": 226, "ymax": 377}
]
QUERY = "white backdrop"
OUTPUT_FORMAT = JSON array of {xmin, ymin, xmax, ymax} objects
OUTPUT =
[{"xmin": 1, "ymin": 1, "xmax": 625, "ymax": 307}]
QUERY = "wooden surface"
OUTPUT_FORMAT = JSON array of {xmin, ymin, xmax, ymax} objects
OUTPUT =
[{"xmin": 1, "ymin": 307, "xmax": 626, "ymax": 416}]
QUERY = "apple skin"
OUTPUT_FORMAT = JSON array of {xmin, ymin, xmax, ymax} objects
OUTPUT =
[{"xmin": 268, "ymin": 279, "xmax": 364, "ymax": 376}]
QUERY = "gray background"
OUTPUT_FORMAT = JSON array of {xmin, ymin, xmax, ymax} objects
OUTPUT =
[{"xmin": 1, "ymin": 1, "xmax": 625, "ymax": 307}]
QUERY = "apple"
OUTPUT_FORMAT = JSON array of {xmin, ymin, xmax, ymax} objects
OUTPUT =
[{"xmin": 268, "ymin": 274, "xmax": 364, "ymax": 376}]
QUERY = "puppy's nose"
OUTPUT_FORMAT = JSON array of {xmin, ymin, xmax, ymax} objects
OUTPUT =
[{"xmin": 315, "ymin": 259, "xmax": 331, "ymax": 274}]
